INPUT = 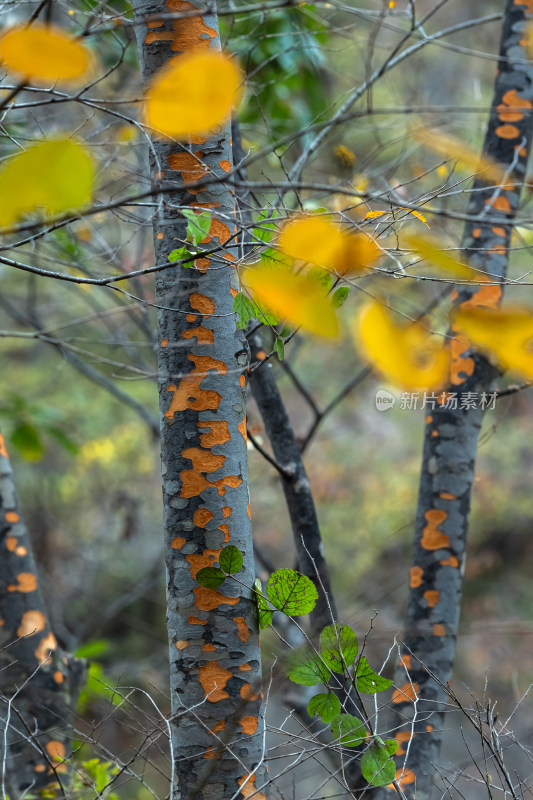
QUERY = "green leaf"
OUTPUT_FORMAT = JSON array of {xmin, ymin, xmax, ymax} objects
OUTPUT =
[
  {"xmin": 196, "ymin": 567, "xmax": 226, "ymax": 588},
  {"xmin": 233, "ymin": 292, "xmax": 256, "ymax": 330},
  {"xmin": 287, "ymin": 647, "xmax": 331, "ymax": 686},
  {"xmin": 384, "ymin": 738, "xmax": 399, "ymax": 756},
  {"xmin": 266, "ymin": 569, "xmax": 318, "ymax": 616},
  {"xmin": 254, "ymin": 578, "xmax": 274, "ymax": 629},
  {"xmin": 182, "ymin": 209, "xmax": 212, "ymax": 245},
  {"xmin": 332, "ymin": 286, "xmax": 350, "ymax": 308},
  {"xmin": 307, "ymin": 692, "xmax": 341, "ymax": 723},
  {"xmin": 273, "ymin": 336, "xmax": 285, "ymax": 361},
  {"xmin": 361, "ymin": 743, "xmax": 396, "ymax": 786},
  {"xmin": 46, "ymin": 425, "xmax": 80, "ymax": 455},
  {"xmin": 74, "ymin": 639, "xmax": 109, "ymax": 660},
  {"xmin": 330, "ymin": 713, "xmax": 366, "ymax": 747},
  {"xmin": 356, "ymin": 656, "xmax": 393, "ymax": 694},
  {"xmin": 279, "ymin": 324, "xmax": 293, "ymax": 338},
  {"xmin": 219, "ymin": 545, "xmax": 243, "ymax": 574},
  {"xmin": 320, "ymin": 624, "xmax": 358, "ymax": 673},
  {"xmin": 168, "ymin": 246, "xmax": 192, "ymax": 263},
  {"xmin": 253, "ymin": 208, "xmax": 278, "ymax": 243},
  {"xmin": 11, "ymin": 423, "xmax": 44, "ymax": 461}
]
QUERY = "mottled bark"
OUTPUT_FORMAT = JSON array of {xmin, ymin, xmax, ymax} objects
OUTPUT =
[
  {"xmin": 0, "ymin": 432, "xmax": 84, "ymax": 796},
  {"xmin": 131, "ymin": 4, "xmax": 266, "ymax": 800},
  {"xmin": 387, "ymin": 3, "xmax": 533, "ymax": 797}
]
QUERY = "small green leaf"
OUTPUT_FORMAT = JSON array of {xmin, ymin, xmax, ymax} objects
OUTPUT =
[
  {"xmin": 253, "ymin": 209, "xmax": 278, "ymax": 243},
  {"xmin": 384, "ymin": 738, "xmax": 399, "ymax": 756},
  {"xmin": 309, "ymin": 266, "xmax": 333, "ymax": 290},
  {"xmin": 279, "ymin": 324, "xmax": 293, "ymax": 338},
  {"xmin": 320, "ymin": 624, "xmax": 358, "ymax": 673},
  {"xmin": 196, "ymin": 567, "xmax": 226, "ymax": 588},
  {"xmin": 330, "ymin": 713, "xmax": 366, "ymax": 747},
  {"xmin": 168, "ymin": 246, "xmax": 192, "ymax": 263},
  {"xmin": 307, "ymin": 692, "xmax": 341, "ymax": 723},
  {"xmin": 287, "ymin": 648, "xmax": 331, "ymax": 686},
  {"xmin": 356, "ymin": 656, "xmax": 393, "ymax": 694},
  {"xmin": 75, "ymin": 639, "xmax": 109, "ymax": 660},
  {"xmin": 219, "ymin": 545, "xmax": 243, "ymax": 574},
  {"xmin": 233, "ymin": 292, "xmax": 256, "ymax": 330},
  {"xmin": 361, "ymin": 743, "xmax": 396, "ymax": 786},
  {"xmin": 266, "ymin": 569, "xmax": 318, "ymax": 616},
  {"xmin": 11, "ymin": 423, "xmax": 44, "ymax": 461},
  {"xmin": 332, "ymin": 286, "xmax": 349, "ymax": 308},
  {"xmin": 273, "ymin": 336, "xmax": 285, "ymax": 361},
  {"xmin": 254, "ymin": 578, "xmax": 274, "ymax": 629},
  {"xmin": 182, "ymin": 209, "xmax": 212, "ymax": 245}
]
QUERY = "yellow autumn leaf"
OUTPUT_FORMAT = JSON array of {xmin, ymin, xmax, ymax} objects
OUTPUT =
[
  {"xmin": 453, "ymin": 306, "xmax": 533, "ymax": 379},
  {"xmin": 405, "ymin": 233, "xmax": 480, "ymax": 281},
  {"xmin": 145, "ymin": 51, "xmax": 243, "ymax": 138},
  {"xmin": 354, "ymin": 301, "xmax": 450, "ymax": 391},
  {"xmin": 404, "ymin": 209, "xmax": 430, "ymax": 228},
  {"xmin": 279, "ymin": 215, "xmax": 380, "ymax": 275},
  {"xmin": 364, "ymin": 210, "xmax": 386, "ymax": 220},
  {"xmin": 415, "ymin": 128, "xmax": 506, "ymax": 186},
  {"xmin": 242, "ymin": 264, "xmax": 338, "ymax": 339},
  {"xmin": 0, "ymin": 24, "xmax": 92, "ymax": 84},
  {"xmin": 0, "ymin": 139, "xmax": 94, "ymax": 228}
]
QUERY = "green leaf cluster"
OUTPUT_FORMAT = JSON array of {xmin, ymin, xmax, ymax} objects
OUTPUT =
[{"xmin": 196, "ymin": 544, "xmax": 244, "ymax": 589}]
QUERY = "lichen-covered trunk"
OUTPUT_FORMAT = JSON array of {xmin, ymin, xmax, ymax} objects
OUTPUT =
[
  {"xmin": 131, "ymin": 4, "xmax": 266, "ymax": 800},
  {"xmin": 0, "ymin": 433, "xmax": 84, "ymax": 796},
  {"xmin": 388, "ymin": 3, "xmax": 533, "ymax": 797}
]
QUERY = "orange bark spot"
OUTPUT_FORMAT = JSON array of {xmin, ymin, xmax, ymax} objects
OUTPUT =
[
  {"xmin": 46, "ymin": 741, "xmax": 65, "ymax": 761},
  {"xmin": 433, "ymin": 624, "xmax": 446, "ymax": 636},
  {"xmin": 6, "ymin": 537, "xmax": 17, "ymax": 551},
  {"xmin": 240, "ymin": 374, "xmax": 245, "ymax": 388},
  {"xmin": 424, "ymin": 415, "xmax": 433, "ymax": 424},
  {"xmin": 204, "ymin": 746, "xmax": 220, "ymax": 759},
  {"xmin": 394, "ymin": 731, "xmax": 412, "ymax": 755},
  {"xmin": 486, "ymin": 195, "xmax": 511, "ymax": 212},
  {"xmin": 424, "ymin": 590, "xmax": 440, "ymax": 608},
  {"xmin": 164, "ymin": 0, "xmax": 217, "ymax": 50},
  {"xmin": 167, "ymin": 151, "xmax": 207, "ymax": 183},
  {"xmin": 239, "ymin": 663, "xmax": 252, "ymax": 671},
  {"xmin": 238, "ymin": 773, "xmax": 268, "ymax": 800},
  {"xmin": 218, "ymin": 523, "xmax": 230, "ymax": 542},
  {"xmin": 492, "ymin": 226, "xmax": 506, "ymax": 237},
  {"xmin": 190, "ymin": 292, "xmax": 215, "ymax": 316},
  {"xmin": 409, "ymin": 566, "xmax": 424, "ymax": 588},
  {"xmin": 256, "ymin": 350, "xmax": 266, "ymax": 360},
  {"xmin": 17, "ymin": 610, "xmax": 46, "ymax": 638},
  {"xmin": 395, "ymin": 768, "xmax": 415, "ymax": 789},
  {"xmin": 195, "ymin": 257, "xmax": 211, "ymax": 272},
  {"xmin": 182, "ymin": 326, "xmax": 214, "ymax": 344},
  {"xmin": 156, "ymin": 231, "xmax": 164, "ymax": 240},
  {"xmin": 0, "ymin": 434, "xmax": 8, "ymax": 458},
  {"xmin": 172, "ymin": 537, "xmax": 186, "ymax": 549},
  {"xmin": 203, "ymin": 218, "xmax": 232, "ymax": 246},
  {"xmin": 431, "ymin": 430, "xmax": 439, "ymax": 438},
  {"xmin": 440, "ymin": 555, "xmax": 459, "ymax": 567},
  {"xmin": 8, "ymin": 573, "xmax": 37, "ymax": 593},
  {"xmin": 180, "ymin": 448, "xmax": 241, "ymax": 498},
  {"xmin": 398, "ymin": 654, "xmax": 412, "ymax": 670},
  {"xmin": 392, "ymin": 682, "xmax": 419, "ymax": 704},
  {"xmin": 450, "ymin": 331, "xmax": 475, "ymax": 385},
  {"xmin": 212, "ymin": 721, "xmax": 225, "ymax": 733},
  {"xmin": 203, "ymin": 643, "xmax": 216, "ymax": 651},
  {"xmin": 198, "ymin": 420, "xmax": 231, "ymax": 447},
  {"xmin": 460, "ymin": 283, "xmax": 502, "ymax": 310},
  {"xmin": 186, "ymin": 549, "xmax": 222, "ymax": 578},
  {"xmin": 495, "ymin": 124, "xmax": 520, "ymax": 139},
  {"xmin": 198, "ymin": 661, "xmax": 232, "ymax": 702},
  {"xmin": 194, "ymin": 508, "xmax": 214, "ymax": 528},
  {"xmin": 219, "ymin": 160, "xmax": 232, "ymax": 173},
  {"xmin": 439, "ymin": 492, "xmax": 456, "ymax": 500},
  {"xmin": 188, "ymin": 615, "xmax": 207, "ymax": 625},
  {"xmin": 239, "ymin": 715, "xmax": 258, "ymax": 735},
  {"xmin": 489, "ymin": 244, "xmax": 507, "ymax": 255},
  {"xmin": 35, "ymin": 633, "xmax": 57, "ymax": 665},
  {"xmin": 230, "ymin": 287, "xmax": 238, "ymax": 298},
  {"xmin": 161, "ymin": 338, "xmax": 169, "ymax": 348},
  {"xmin": 421, "ymin": 509, "xmax": 449, "ymax": 550},
  {"xmin": 472, "ymin": 228, "xmax": 481, "ymax": 238},
  {"xmin": 53, "ymin": 671, "xmax": 64, "ymax": 683},
  {"xmin": 194, "ymin": 586, "xmax": 239, "ymax": 611},
  {"xmin": 5, "ymin": 511, "xmax": 19, "ymax": 523},
  {"xmin": 238, "ymin": 417, "xmax": 247, "ymax": 442},
  {"xmin": 165, "ymin": 354, "xmax": 226, "ymax": 417},
  {"xmin": 247, "ymin": 503, "xmax": 251, "ymax": 519},
  {"xmin": 233, "ymin": 616, "xmax": 250, "ymax": 642},
  {"xmin": 240, "ymin": 683, "xmax": 259, "ymax": 701},
  {"xmin": 222, "ymin": 506, "xmax": 232, "ymax": 518},
  {"xmin": 176, "ymin": 640, "xmax": 189, "ymax": 650},
  {"xmin": 34, "ymin": 764, "xmax": 46, "ymax": 773},
  {"xmin": 186, "ymin": 314, "xmax": 198, "ymax": 322}
]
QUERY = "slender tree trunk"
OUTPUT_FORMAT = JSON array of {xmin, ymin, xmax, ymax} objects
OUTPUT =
[
  {"xmin": 132, "ymin": 4, "xmax": 267, "ymax": 799},
  {"xmin": 0, "ymin": 432, "xmax": 84, "ymax": 796},
  {"xmin": 386, "ymin": 3, "xmax": 533, "ymax": 797}
]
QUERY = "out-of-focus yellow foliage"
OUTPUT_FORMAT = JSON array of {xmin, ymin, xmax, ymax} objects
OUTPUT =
[
  {"xmin": 279, "ymin": 215, "xmax": 380, "ymax": 275},
  {"xmin": 416, "ymin": 128, "xmax": 506, "ymax": 185},
  {"xmin": 0, "ymin": 24, "xmax": 92, "ymax": 84},
  {"xmin": 243, "ymin": 263, "xmax": 339, "ymax": 339},
  {"xmin": 453, "ymin": 306, "xmax": 533, "ymax": 380},
  {"xmin": 405, "ymin": 209, "xmax": 430, "ymax": 228},
  {"xmin": 354, "ymin": 301, "xmax": 450, "ymax": 390},
  {"xmin": 405, "ymin": 233, "xmax": 480, "ymax": 281},
  {"xmin": 145, "ymin": 51, "xmax": 243, "ymax": 138},
  {"xmin": 0, "ymin": 139, "xmax": 94, "ymax": 228}
]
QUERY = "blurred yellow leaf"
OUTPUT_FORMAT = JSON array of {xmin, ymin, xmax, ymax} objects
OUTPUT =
[
  {"xmin": 279, "ymin": 215, "xmax": 380, "ymax": 275},
  {"xmin": 405, "ymin": 209, "xmax": 430, "ymax": 228},
  {"xmin": 145, "ymin": 51, "xmax": 243, "ymax": 138},
  {"xmin": 354, "ymin": 301, "xmax": 450, "ymax": 391},
  {"xmin": 0, "ymin": 139, "xmax": 94, "ymax": 228},
  {"xmin": 0, "ymin": 24, "xmax": 92, "ymax": 84},
  {"xmin": 405, "ymin": 234, "xmax": 480, "ymax": 281},
  {"xmin": 243, "ymin": 264, "xmax": 338, "ymax": 339},
  {"xmin": 364, "ymin": 210, "xmax": 386, "ymax": 220},
  {"xmin": 416, "ymin": 128, "xmax": 506, "ymax": 185},
  {"xmin": 453, "ymin": 306, "xmax": 533, "ymax": 379}
]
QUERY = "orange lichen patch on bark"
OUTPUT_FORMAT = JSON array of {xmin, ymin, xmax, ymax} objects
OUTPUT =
[
  {"xmin": 238, "ymin": 773, "xmax": 268, "ymax": 800},
  {"xmin": 498, "ymin": 89, "xmax": 533, "ymax": 114},
  {"xmin": 5, "ymin": 511, "xmax": 19, "ymax": 523},
  {"xmin": 194, "ymin": 586, "xmax": 239, "ymax": 611},
  {"xmin": 492, "ymin": 226, "xmax": 506, "ymax": 237},
  {"xmin": 424, "ymin": 590, "xmax": 440, "ymax": 608},
  {"xmin": 472, "ymin": 228, "xmax": 481, "ymax": 238},
  {"xmin": 489, "ymin": 243, "xmax": 507, "ymax": 255},
  {"xmin": 240, "ymin": 683, "xmax": 259, "ymax": 701},
  {"xmin": 172, "ymin": 536, "xmax": 186, "ymax": 549},
  {"xmin": 431, "ymin": 430, "xmax": 439, "ymax": 438},
  {"xmin": 53, "ymin": 671, "xmax": 64, "ymax": 684},
  {"xmin": 180, "ymin": 448, "xmax": 242, "ymax": 498},
  {"xmin": 247, "ymin": 502, "xmax": 251, "ymax": 519},
  {"xmin": 194, "ymin": 508, "xmax": 214, "ymax": 528},
  {"xmin": 398, "ymin": 654, "xmax": 412, "ymax": 670},
  {"xmin": 230, "ymin": 287, "xmax": 238, "ymax": 298},
  {"xmin": 188, "ymin": 615, "xmax": 207, "ymax": 625},
  {"xmin": 198, "ymin": 420, "xmax": 231, "ymax": 447},
  {"xmin": 145, "ymin": 30, "xmax": 174, "ymax": 43},
  {"xmin": 182, "ymin": 326, "xmax": 214, "ymax": 344},
  {"xmin": 239, "ymin": 715, "xmax": 258, "ymax": 735},
  {"xmin": 238, "ymin": 417, "xmax": 247, "ymax": 442},
  {"xmin": 176, "ymin": 640, "xmax": 189, "ymax": 650},
  {"xmin": 195, "ymin": 257, "xmax": 211, "ymax": 272},
  {"xmin": 156, "ymin": 231, "xmax": 164, "ymax": 240},
  {"xmin": 17, "ymin": 610, "xmax": 46, "ymax": 638},
  {"xmin": 164, "ymin": 0, "xmax": 217, "ymax": 50},
  {"xmin": 450, "ymin": 332, "xmax": 475, "ymax": 385},
  {"xmin": 204, "ymin": 746, "xmax": 220, "ymax": 759},
  {"xmin": 190, "ymin": 292, "xmax": 215, "ymax": 316},
  {"xmin": 486, "ymin": 194, "xmax": 511, "ymax": 212},
  {"xmin": 161, "ymin": 338, "xmax": 169, "ymax": 348},
  {"xmin": 495, "ymin": 124, "xmax": 520, "ymax": 139},
  {"xmin": 198, "ymin": 661, "xmax": 232, "ymax": 702},
  {"xmin": 186, "ymin": 548, "xmax": 222, "ymax": 578},
  {"xmin": 186, "ymin": 314, "xmax": 197, "ymax": 322},
  {"xmin": 233, "ymin": 616, "xmax": 250, "ymax": 642},
  {"xmin": 165, "ymin": 354, "xmax": 226, "ymax": 417},
  {"xmin": 433, "ymin": 623, "xmax": 446, "ymax": 636},
  {"xmin": 440, "ymin": 554, "xmax": 459, "ymax": 567},
  {"xmin": 203, "ymin": 643, "xmax": 216, "ymax": 651},
  {"xmin": 394, "ymin": 768, "xmax": 415, "ymax": 789},
  {"xmin": 203, "ymin": 218, "xmax": 232, "ymax": 246},
  {"xmin": 0, "ymin": 434, "xmax": 8, "ymax": 458},
  {"xmin": 439, "ymin": 492, "xmax": 456, "ymax": 500},
  {"xmin": 147, "ymin": 18, "xmax": 164, "ymax": 27},
  {"xmin": 46, "ymin": 740, "xmax": 66, "ymax": 763},
  {"xmin": 460, "ymin": 283, "xmax": 502, "ymax": 309},
  {"xmin": 392, "ymin": 682, "xmax": 419, "ymax": 704},
  {"xmin": 34, "ymin": 764, "xmax": 46, "ymax": 773},
  {"xmin": 222, "ymin": 506, "xmax": 232, "ymax": 518},
  {"xmin": 424, "ymin": 415, "xmax": 433, "ymax": 424},
  {"xmin": 394, "ymin": 731, "xmax": 412, "ymax": 756},
  {"xmin": 6, "ymin": 537, "xmax": 17, "ymax": 551},
  {"xmin": 239, "ymin": 663, "xmax": 252, "ymax": 671},
  {"xmin": 8, "ymin": 573, "xmax": 37, "ymax": 592},
  {"xmin": 219, "ymin": 160, "xmax": 232, "ymax": 173},
  {"xmin": 167, "ymin": 151, "xmax": 208, "ymax": 183},
  {"xmin": 212, "ymin": 720, "xmax": 225, "ymax": 733},
  {"xmin": 409, "ymin": 566, "xmax": 424, "ymax": 588},
  {"xmin": 256, "ymin": 350, "xmax": 266, "ymax": 360},
  {"xmin": 35, "ymin": 633, "xmax": 57, "ymax": 665},
  {"xmin": 217, "ymin": 523, "xmax": 230, "ymax": 542},
  {"xmin": 421, "ymin": 509, "xmax": 449, "ymax": 550},
  {"xmin": 240, "ymin": 374, "xmax": 246, "ymax": 388}
]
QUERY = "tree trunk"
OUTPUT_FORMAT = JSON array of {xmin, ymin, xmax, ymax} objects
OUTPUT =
[
  {"xmin": 131, "ymin": 4, "xmax": 267, "ymax": 799},
  {"xmin": 386, "ymin": 2, "xmax": 533, "ymax": 797}
]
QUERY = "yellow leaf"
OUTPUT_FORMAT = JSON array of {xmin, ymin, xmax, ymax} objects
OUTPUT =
[
  {"xmin": 453, "ymin": 306, "xmax": 533, "ymax": 379},
  {"xmin": 145, "ymin": 51, "xmax": 243, "ymax": 139},
  {"xmin": 354, "ymin": 301, "xmax": 450, "ymax": 391},
  {"xmin": 404, "ymin": 209, "xmax": 430, "ymax": 228},
  {"xmin": 0, "ymin": 139, "xmax": 94, "ymax": 228},
  {"xmin": 415, "ymin": 128, "xmax": 506, "ymax": 186},
  {"xmin": 0, "ymin": 24, "xmax": 92, "ymax": 84},
  {"xmin": 364, "ymin": 210, "xmax": 386, "ymax": 220},
  {"xmin": 405, "ymin": 233, "xmax": 480, "ymax": 281},
  {"xmin": 279, "ymin": 215, "xmax": 380, "ymax": 275},
  {"xmin": 243, "ymin": 264, "xmax": 338, "ymax": 339}
]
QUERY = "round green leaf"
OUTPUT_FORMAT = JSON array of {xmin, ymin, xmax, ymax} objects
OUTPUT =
[
  {"xmin": 356, "ymin": 656, "xmax": 393, "ymax": 694},
  {"xmin": 332, "ymin": 286, "xmax": 350, "ymax": 308},
  {"xmin": 266, "ymin": 569, "xmax": 318, "ymax": 616},
  {"xmin": 11, "ymin": 423, "xmax": 44, "ymax": 462},
  {"xmin": 219, "ymin": 545, "xmax": 243, "ymax": 574},
  {"xmin": 384, "ymin": 739, "xmax": 399, "ymax": 756},
  {"xmin": 287, "ymin": 648, "xmax": 331, "ymax": 686},
  {"xmin": 307, "ymin": 692, "xmax": 341, "ymax": 723},
  {"xmin": 361, "ymin": 744, "xmax": 396, "ymax": 786},
  {"xmin": 320, "ymin": 624, "xmax": 358, "ymax": 673},
  {"xmin": 254, "ymin": 578, "xmax": 274, "ymax": 629},
  {"xmin": 196, "ymin": 567, "xmax": 225, "ymax": 588},
  {"xmin": 330, "ymin": 713, "xmax": 366, "ymax": 748}
]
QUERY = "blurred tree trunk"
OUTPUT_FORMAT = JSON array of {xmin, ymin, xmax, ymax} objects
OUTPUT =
[
  {"xmin": 386, "ymin": 2, "xmax": 533, "ymax": 797},
  {"xmin": 131, "ymin": 4, "xmax": 267, "ymax": 800}
]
